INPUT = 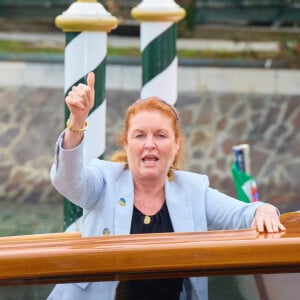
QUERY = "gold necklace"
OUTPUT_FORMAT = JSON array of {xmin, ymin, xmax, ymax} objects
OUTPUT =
[
  {"xmin": 134, "ymin": 192, "xmax": 164, "ymax": 225},
  {"xmin": 143, "ymin": 215, "xmax": 151, "ymax": 225}
]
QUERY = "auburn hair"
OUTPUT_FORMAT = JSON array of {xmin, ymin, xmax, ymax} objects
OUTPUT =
[{"xmin": 110, "ymin": 96, "xmax": 185, "ymax": 180}]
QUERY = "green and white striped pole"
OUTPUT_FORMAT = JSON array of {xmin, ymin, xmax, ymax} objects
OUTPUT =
[
  {"xmin": 55, "ymin": 0, "xmax": 118, "ymax": 230},
  {"xmin": 131, "ymin": 0, "xmax": 185, "ymax": 105}
]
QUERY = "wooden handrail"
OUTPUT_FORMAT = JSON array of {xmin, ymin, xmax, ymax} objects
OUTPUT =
[
  {"xmin": 0, "ymin": 213, "xmax": 299, "ymax": 286},
  {"xmin": 0, "ymin": 231, "xmax": 81, "ymax": 243},
  {"xmin": 280, "ymin": 211, "xmax": 300, "ymax": 235}
]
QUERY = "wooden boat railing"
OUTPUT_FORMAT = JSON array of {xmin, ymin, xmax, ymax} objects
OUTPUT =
[{"xmin": 0, "ymin": 212, "xmax": 299, "ymax": 286}]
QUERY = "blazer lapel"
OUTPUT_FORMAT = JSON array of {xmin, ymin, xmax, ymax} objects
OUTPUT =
[
  {"xmin": 165, "ymin": 180, "xmax": 195, "ymax": 232},
  {"xmin": 114, "ymin": 169, "xmax": 134, "ymax": 235},
  {"xmin": 114, "ymin": 172, "xmax": 195, "ymax": 234}
]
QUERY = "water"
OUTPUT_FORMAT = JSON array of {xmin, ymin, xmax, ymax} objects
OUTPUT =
[{"xmin": 0, "ymin": 202, "xmax": 62, "ymax": 299}]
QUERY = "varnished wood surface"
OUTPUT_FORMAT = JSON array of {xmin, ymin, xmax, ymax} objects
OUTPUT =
[
  {"xmin": 0, "ymin": 213, "xmax": 299, "ymax": 286},
  {"xmin": 0, "ymin": 232, "xmax": 81, "ymax": 243},
  {"xmin": 279, "ymin": 211, "xmax": 300, "ymax": 236}
]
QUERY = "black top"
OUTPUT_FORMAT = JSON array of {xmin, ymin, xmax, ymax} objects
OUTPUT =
[{"xmin": 115, "ymin": 202, "xmax": 183, "ymax": 300}]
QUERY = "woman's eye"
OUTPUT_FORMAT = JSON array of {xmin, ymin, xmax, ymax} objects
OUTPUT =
[{"xmin": 135, "ymin": 134, "xmax": 144, "ymax": 138}]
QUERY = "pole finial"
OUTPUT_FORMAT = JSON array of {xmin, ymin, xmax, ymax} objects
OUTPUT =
[
  {"xmin": 131, "ymin": 0, "xmax": 186, "ymax": 22},
  {"xmin": 55, "ymin": 1, "xmax": 118, "ymax": 32}
]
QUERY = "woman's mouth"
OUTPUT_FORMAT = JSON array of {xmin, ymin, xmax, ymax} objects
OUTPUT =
[{"xmin": 142, "ymin": 155, "xmax": 158, "ymax": 163}]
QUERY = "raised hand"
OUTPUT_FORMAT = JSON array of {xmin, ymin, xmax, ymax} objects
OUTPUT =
[
  {"xmin": 62, "ymin": 72, "xmax": 95, "ymax": 149},
  {"xmin": 65, "ymin": 72, "xmax": 95, "ymax": 123}
]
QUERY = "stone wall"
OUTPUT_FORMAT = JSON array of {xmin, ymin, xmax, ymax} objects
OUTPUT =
[{"xmin": 0, "ymin": 86, "xmax": 299, "ymax": 213}]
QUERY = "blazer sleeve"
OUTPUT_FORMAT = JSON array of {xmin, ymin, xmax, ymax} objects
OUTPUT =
[
  {"xmin": 50, "ymin": 131, "xmax": 104, "ymax": 209},
  {"xmin": 205, "ymin": 186, "xmax": 264, "ymax": 230},
  {"xmin": 174, "ymin": 170, "xmax": 264, "ymax": 231}
]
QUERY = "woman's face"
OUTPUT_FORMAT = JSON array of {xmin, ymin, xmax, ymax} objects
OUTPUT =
[{"xmin": 124, "ymin": 110, "xmax": 179, "ymax": 182}]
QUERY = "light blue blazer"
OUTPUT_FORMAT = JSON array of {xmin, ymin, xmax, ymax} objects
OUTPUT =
[{"xmin": 48, "ymin": 133, "xmax": 263, "ymax": 300}]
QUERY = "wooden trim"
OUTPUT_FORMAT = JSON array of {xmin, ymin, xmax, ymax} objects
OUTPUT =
[
  {"xmin": 280, "ymin": 211, "xmax": 300, "ymax": 235},
  {"xmin": 0, "ymin": 232, "xmax": 81, "ymax": 243},
  {"xmin": 0, "ymin": 213, "xmax": 299, "ymax": 286}
]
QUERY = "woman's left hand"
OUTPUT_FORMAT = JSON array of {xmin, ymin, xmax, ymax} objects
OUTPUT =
[{"xmin": 251, "ymin": 204, "xmax": 286, "ymax": 233}]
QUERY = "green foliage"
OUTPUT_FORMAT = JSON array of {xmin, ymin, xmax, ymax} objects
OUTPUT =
[
  {"xmin": 0, "ymin": 37, "xmax": 299, "ymax": 68},
  {"xmin": 107, "ymin": 46, "xmax": 140, "ymax": 56},
  {"xmin": 0, "ymin": 40, "xmax": 63, "ymax": 54},
  {"xmin": 279, "ymin": 39, "xmax": 300, "ymax": 58}
]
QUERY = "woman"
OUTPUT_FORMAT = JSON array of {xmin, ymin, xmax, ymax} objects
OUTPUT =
[{"xmin": 48, "ymin": 72, "xmax": 285, "ymax": 300}]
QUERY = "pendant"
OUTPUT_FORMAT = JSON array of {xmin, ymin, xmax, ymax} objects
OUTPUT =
[{"xmin": 144, "ymin": 215, "xmax": 151, "ymax": 225}]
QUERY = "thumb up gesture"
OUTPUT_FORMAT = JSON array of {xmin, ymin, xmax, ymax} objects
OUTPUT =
[{"xmin": 65, "ymin": 72, "xmax": 95, "ymax": 123}]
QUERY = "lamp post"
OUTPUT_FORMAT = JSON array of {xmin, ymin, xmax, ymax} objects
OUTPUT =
[
  {"xmin": 131, "ymin": 0, "xmax": 185, "ymax": 105},
  {"xmin": 55, "ymin": 0, "xmax": 118, "ymax": 229}
]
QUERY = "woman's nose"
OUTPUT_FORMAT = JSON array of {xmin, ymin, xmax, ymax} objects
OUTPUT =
[{"xmin": 144, "ymin": 136, "xmax": 155, "ymax": 148}]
